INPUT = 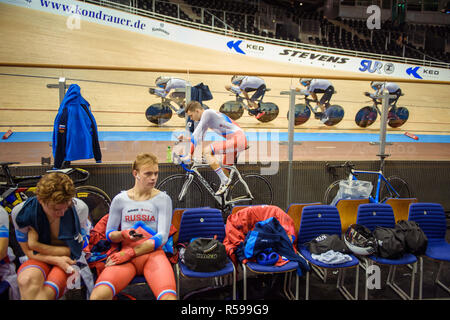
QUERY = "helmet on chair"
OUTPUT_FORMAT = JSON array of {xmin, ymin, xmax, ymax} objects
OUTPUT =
[
  {"xmin": 370, "ymin": 81, "xmax": 383, "ymax": 90},
  {"xmin": 155, "ymin": 76, "xmax": 171, "ymax": 88},
  {"xmin": 231, "ymin": 75, "xmax": 245, "ymax": 85},
  {"xmin": 299, "ymin": 78, "xmax": 312, "ymax": 86},
  {"xmin": 344, "ymin": 224, "xmax": 376, "ymax": 256}
]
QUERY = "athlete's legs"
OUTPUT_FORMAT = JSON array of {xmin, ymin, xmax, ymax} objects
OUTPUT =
[
  {"xmin": 90, "ymin": 262, "xmax": 137, "ymax": 300},
  {"xmin": 319, "ymin": 86, "xmax": 334, "ymax": 109},
  {"xmin": 141, "ymin": 250, "xmax": 177, "ymax": 300},
  {"xmin": 17, "ymin": 263, "xmax": 48, "ymax": 300},
  {"xmin": 210, "ymin": 131, "xmax": 247, "ymax": 166},
  {"xmin": 17, "ymin": 259, "xmax": 67, "ymax": 300}
]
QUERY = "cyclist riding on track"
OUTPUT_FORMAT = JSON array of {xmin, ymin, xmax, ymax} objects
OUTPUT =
[
  {"xmin": 296, "ymin": 78, "xmax": 335, "ymax": 122},
  {"xmin": 153, "ymin": 76, "xmax": 191, "ymax": 103},
  {"xmin": 225, "ymin": 75, "xmax": 266, "ymax": 119},
  {"xmin": 365, "ymin": 81, "xmax": 402, "ymax": 107},
  {"xmin": 179, "ymin": 101, "xmax": 248, "ymax": 196}
]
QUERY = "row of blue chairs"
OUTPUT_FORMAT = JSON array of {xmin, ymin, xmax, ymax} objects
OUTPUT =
[{"xmin": 174, "ymin": 202, "xmax": 448, "ymax": 300}]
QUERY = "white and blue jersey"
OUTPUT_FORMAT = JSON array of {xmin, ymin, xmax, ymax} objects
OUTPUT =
[
  {"xmin": 105, "ymin": 191, "xmax": 173, "ymax": 250},
  {"xmin": 190, "ymin": 109, "xmax": 242, "ymax": 148}
]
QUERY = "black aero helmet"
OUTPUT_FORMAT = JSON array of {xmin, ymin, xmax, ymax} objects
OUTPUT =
[{"xmin": 344, "ymin": 224, "xmax": 376, "ymax": 256}]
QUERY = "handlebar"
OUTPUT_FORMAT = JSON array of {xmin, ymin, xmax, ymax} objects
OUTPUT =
[
  {"xmin": 1, "ymin": 162, "xmax": 90, "ymax": 188},
  {"xmin": 325, "ymin": 161, "xmax": 356, "ymax": 176}
]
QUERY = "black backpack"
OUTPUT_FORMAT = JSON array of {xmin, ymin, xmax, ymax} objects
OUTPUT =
[
  {"xmin": 373, "ymin": 227, "xmax": 406, "ymax": 259},
  {"xmin": 395, "ymin": 220, "xmax": 428, "ymax": 255},
  {"xmin": 183, "ymin": 238, "xmax": 228, "ymax": 272}
]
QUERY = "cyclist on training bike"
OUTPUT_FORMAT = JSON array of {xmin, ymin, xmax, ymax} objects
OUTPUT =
[
  {"xmin": 225, "ymin": 75, "xmax": 266, "ymax": 120},
  {"xmin": 296, "ymin": 78, "xmax": 335, "ymax": 117},
  {"xmin": 365, "ymin": 81, "xmax": 402, "ymax": 107},
  {"xmin": 180, "ymin": 101, "xmax": 248, "ymax": 196}
]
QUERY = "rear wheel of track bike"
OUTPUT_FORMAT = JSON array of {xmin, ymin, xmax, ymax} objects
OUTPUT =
[
  {"xmin": 227, "ymin": 174, "xmax": 273, "ymax": 206},
  {"xmin": 156, "ymin": 174, "xmax": 204, "ymax": 209},
  {"xmin": 379, "ymin": 176, "xmax": 411, "ymax": 203},
  {"xmin": 75, "ymin": 185, "xmax": 111, "ymax": 226},
  {"xmin": 323, "ymin": 179, "xmax": 342, "ymax": 205}
]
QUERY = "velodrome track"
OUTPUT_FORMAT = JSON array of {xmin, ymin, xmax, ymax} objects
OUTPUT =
[{"xmin": 1, "ymin": 2, "xmax": 449, "ymax": 164}]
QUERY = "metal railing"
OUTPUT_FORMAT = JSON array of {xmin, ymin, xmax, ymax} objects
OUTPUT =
[{"xmin": 84, "ymin": 0, "xmax": 449, "ymax": 69}]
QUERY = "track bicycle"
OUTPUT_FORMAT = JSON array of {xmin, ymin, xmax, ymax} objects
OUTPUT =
[
  {"xmin": 146, "ymin": 88, "xmax": 210, "ymax": 125},
  {"xmin": 354, "ymin": 93, "xmax": 409, "ymax": 128},
  {"xmin": 156, "ymin": 153, "xmax": 273, "ymax": 216},
  {"xmin": 0, "ymin": 162, "xmax": 111, "ymax": 225},
  {"xmin": 323, "ymin": 161, "xmax": 411, "ymax": 205},
  {"xmin": 219, "ymin": 91, "xmax": 279, "ymax": 123},
  {"xmin": 287, "ymin": 96, "xmax": 344, "ymax": 126}
]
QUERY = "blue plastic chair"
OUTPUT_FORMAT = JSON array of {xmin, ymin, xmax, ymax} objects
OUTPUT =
[
  {"xmin": 176, "ymin": 207, "xmax": 236, "ymax": 300},
  {"xmin": 356, "ymin": 203, "xmax": 417, "ymax": 300},
  {"xmin": 297, "ymin": 205, "xmax": 360, "ymax": 300},
  {"xmin": 408, "ymin": 203, "xmax": 450, "ymax": 299}
]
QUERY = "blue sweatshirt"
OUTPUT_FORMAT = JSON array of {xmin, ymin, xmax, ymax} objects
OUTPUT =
[{"xmin": 52, "ymin": 84, "xmax": 101, "ymax": 168}]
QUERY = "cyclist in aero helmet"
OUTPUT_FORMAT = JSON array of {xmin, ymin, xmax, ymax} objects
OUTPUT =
[
  {"xmin": 225, "ymin": 75, "xmax": 266, "ymax": 120},
  {"xmin": 365, "ymin": 81, "xmax": 402, "ymax": 107},
  {"xmin": 152, "ymin": 76, "xmax": 191, "ymax": 106},
  {"xmin": 297, "ymin": 78, "xmax": 335, "ymax": 122}
]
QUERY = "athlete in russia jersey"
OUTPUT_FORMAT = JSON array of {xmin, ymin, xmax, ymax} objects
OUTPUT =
[
  {"xmin": 105, "ymin": 190, "xmax": 172, "ymax": 249},
  {"xmin": 91, "ymin": 153, "xmax": 176, "ymax": 300}
]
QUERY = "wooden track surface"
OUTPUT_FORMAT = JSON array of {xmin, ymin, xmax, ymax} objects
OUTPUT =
[{"xmin": 0, "ymin": 3, "xmax": 449, "ymax": 164}]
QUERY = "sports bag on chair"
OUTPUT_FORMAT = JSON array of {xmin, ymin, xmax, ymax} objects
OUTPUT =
[
  {"xmin": 183, "ymin": 237, "xmax": 227, "ymax": 272},
  {"xmin": 395, "ymin": 220, "xmax": 428, "ymax": 255},
  {"xmin": 373, "ymin": 227, "xmax": 406, "ymax": 259}
]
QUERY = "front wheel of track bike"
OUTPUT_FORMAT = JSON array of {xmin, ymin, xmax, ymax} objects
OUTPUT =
[
  {"xmin": 323, "ymin": 179, "xmax": 343, "ymax": 205},
  {"xmin": 156, "ymin": 174, "xmax": 204, "ymax": 209},
  {"xmin": 227, "ymin": 174, "xmax": 273, "ymax": 206},
  {"xmin": 379, "ymin": 176, "xmax": 411, "ymax": 203},
  {"xmin": 75, "ymin": 185, "xmax": 111, "ymax": 226}
]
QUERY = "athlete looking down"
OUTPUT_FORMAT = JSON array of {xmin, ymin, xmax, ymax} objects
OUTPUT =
[
  {"xmin": 11, "ymin": 172, "xmax": 90, "ymax": 300},
  {"xmin": 90, "ymin": 153, "xmax": 176, "ymax": 300},
  {"xmin": 180, "ymin": 101, "xmax": 248, "ymax": 196}
]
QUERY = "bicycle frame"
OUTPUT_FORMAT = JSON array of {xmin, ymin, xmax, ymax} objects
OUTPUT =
[
  {"xmin": 178, "ymin": 161, "xmax": 255, "ymax": 207},
  {"xmin": 349, "ymin": 169, "xmax": 400, "ymax": 203}
]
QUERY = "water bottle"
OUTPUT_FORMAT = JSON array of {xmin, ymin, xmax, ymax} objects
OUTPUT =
[{"xmin": 166, "ymin": 146, "xmax": 172, "ymax": 163}]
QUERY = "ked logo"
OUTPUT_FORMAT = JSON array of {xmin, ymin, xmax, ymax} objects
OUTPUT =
[
  {"xmin": 279, "ymin": 49, "xmax": 349, "ymax": 64},
  {"xmin": 359, "ymin": 60, "xmax": 395, "ymax": 74},
  {"xmin": 227, "ymin": 40, "xmax": 264, "ymax": 55},
  {"xmin": 406, "ymin": 66, "xmax": 439, "ymax": 79}
]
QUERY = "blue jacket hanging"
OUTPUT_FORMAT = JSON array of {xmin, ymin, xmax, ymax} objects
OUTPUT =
[{"xmin": 52, "ymin": 84, "xmax": 102, "ymax": 168}]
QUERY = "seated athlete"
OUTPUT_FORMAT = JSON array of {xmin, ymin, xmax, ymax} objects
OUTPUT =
[
  {"xmin": 225, "ymin": 75, "xmax": 266, "ymax": 119},
  {"xmin": 297, "ymin": 78, "xmax": 335, "ymax": 114},
  {"xmin": 365, "ymin": 81, "xmax": 402, "ymax": 107},
  {"xmin": 181, "ymin": 101, "xmax": 248, "ymax": 196},
  {"xmin": 90, "ymin": 153, "xmax": 176, "ymax": 300},
  {"xmin": 11, "ymin": 172, "xmax": 90, "ymax": 300},
  {"xmin": 0, "ymin": 205, "xmax": 20, "ymax": 299}
]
